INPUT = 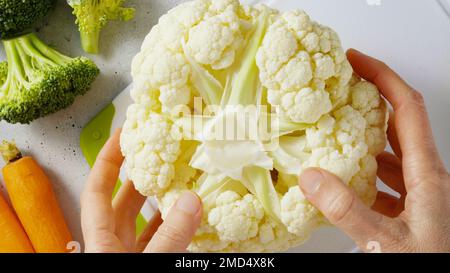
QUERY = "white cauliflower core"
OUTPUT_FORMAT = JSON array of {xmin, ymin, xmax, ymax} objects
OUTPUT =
[{"xmin": 121, "ymin": 0, "xmax": 388, "ymax": 253}]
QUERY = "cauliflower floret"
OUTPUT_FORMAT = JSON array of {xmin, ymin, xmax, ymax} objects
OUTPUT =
[
  {"xmin": 305, "ymin": 106, "xmax": 367, "ymax": 151},
  {"xmin": 139, "ymin": 0, "xmax": 208, "ymax": 52},
  {"xmin": 131, "ymin": 47, "xmax": 192, "ymax": 113},
  {"xmin": 186, "ymin": 5, "xmax": 244, "ymax": 70},
  {"xmin": 167, "ymin": 0, "xmax": 209, "ymax": 28},
  {"xmin": 351, "ymin": 80, "xmax": 388, "ymax": 155},
  {"xmin": 303, "ymin": 106, "xmax": 368, "ymax": 183},
  {"xmin": 231, "ymin": 217, "xmax": 306, "ymax": 253},
  {"xmin": 189, "ymin": 232, "xmax": 231, "ymax": 252},
  {"xmin": 256, "ymin": 10, "xmax": 353, "ymax": 123},
  {"xmin": 256, "ymin": 19, "xmax": 299, "ymax": 90},
  {"xmin": 157, "ymin": 167, "xmax": 197, "ymax": 217},
  {"xmin": 280, "ymin": 187, "xmax": 322, "ymax": 237},
  {"xmin": 350, "ymin": 155, "xmax": 378, "ymax": 206},
  {"xmin": 303, "ymin": 115, "xmax": 336, "ymax": 147},
  {"xmin": 191, "ymin": 216, "xmax": 303, "ymax": 253},
  {"xmin": 121, "ymin": 105, "xmax": 182, "ymax": 196},
  {"xmin": 305, "ymin": 148, "xmax": 361, "ymax": 184},
  {"xmin": 281, "ymin": 10, "xmax": 313, "ymax": 40},
  {"xmin": 132, "ymin": 0, "xmax": 251, "ymax": 113},
  {"xmin": 313, "ymin": 53, "xmax": 335, "ymax": 80},
  {"xmin": 208, "ymin": 191, "xmax": 265, "ymax": 242},
  {"xmin": 334, "ymin": 106, "xmax": 367, "ymax": 149},
  {"xmin": 273, "ymin": 51, "xmax": 313, "ymax": 92},
  {"xmin": 280, "ymin": 88, "xmax": 332, "ymax": 124},
  {"xmin": 159, "ymin": 86, "xmax": 192, "ymax": 114},
  {"xmin": 268, "ymin": 87, "xmax": 332, "ymax": 124},
  {"xmin": 132, "ymin": 48, "xmax": 190, "ymax": 89},
  {"xmin": 156, "ymin": 142, "xmax": 199, "ymax": 216}
]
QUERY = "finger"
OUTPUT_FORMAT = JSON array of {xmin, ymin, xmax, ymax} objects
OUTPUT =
[
  {"xmin": 387, "ymin": 111, "xmax": 402, "ymax": 158},
  {"xmin": 347, "ymin": 49, "xmax": 445, "ymax": 180},
  {"xmin": 85, "ymin": 128, "xmax": 123, "ymax": 198},
  {"xmin": 112, "ymin": 180, "xmax": 147, "ymax": 250},
  {"xmin": 136, "ymin": 212, "xmax": 163, "ymax": 252},
  {"xmin": 81, "ymin": 129, "xmax": 123, "ymax": 238},
  {"xmin": 144, "ymin": 192, "xmax": 202, "ymax": 253},
  {"xmin": 113, "ymin": 180, "xmax": 146, "ymax": 218},
  {"xmin": 299, "ymin": 168, "xmax": 407, "ymax": 251},
  {"xmin": 372, "ymin": 191, "xmax": 400, "ymax": 218},
  {"xmin": 376, "ymin": 152, "xmax": 406, "ymax": 194}
]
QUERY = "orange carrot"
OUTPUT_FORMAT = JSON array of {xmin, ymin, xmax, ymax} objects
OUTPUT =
[
  {"xmin": 1, "ymin": 141, "xmax": 73, "ymax": 253},
  {"xmin": 0, "ymin": 192, "xmax": 34, "ymax": 253}
]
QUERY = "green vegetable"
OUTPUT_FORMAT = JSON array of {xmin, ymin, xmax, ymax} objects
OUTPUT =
[
  {"xmin": 0, "ymin": 33, "xmax": 99, "ymax": 124},
  {"xmin": 0, "ymin": 0, "xmax": 56, "ymax": 40},
  {"xmin": 67, "ymin": 0, "xmax": 135, "ymax": 54},
  {"xmin": 0, "ymin": 61, "xmax": 6, "ymax": 85}
]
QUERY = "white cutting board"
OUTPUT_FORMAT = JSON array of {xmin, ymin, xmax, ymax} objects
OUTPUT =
[{"xmin": 81, "ymin": 0, "xmax": 450, "ymax": 253}]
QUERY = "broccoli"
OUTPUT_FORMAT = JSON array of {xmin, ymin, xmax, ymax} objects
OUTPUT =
[
  {"xmin": 0, "ymin": 0, "xmax": 56, "ymax": 40},
  {"xmin": 0, "ymin": 33, "xmax": 99, "ymax": 124},
  {"xmin": 0, "ymin": 61, "xmax": 6, "ymax": 85},
  {"xmin": 0, "ymin": 0, "xmax": 100, "ymax": 124},
  {"xmin": 67, "ymin": 0, "xmax": 135, "ymax": 54}
]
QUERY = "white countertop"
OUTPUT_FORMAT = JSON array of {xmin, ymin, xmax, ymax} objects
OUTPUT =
[{"xmin": 1, "ymin": 0, "xmax": 449, "ymax": 251}]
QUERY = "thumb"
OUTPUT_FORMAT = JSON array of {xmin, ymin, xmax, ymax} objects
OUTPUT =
[
  {"xmin": 145, "ymin": 191, "xmax": 202, "ymax": 253},
  {"xmin": 299, "ymin": 168, "xmax": 405, "ymax": 251}
]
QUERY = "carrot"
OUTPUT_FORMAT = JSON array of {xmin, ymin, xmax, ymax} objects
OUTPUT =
[
  {"xmin": 0, "ymin": 141, "xmax": 73, "ymax": 253},
  {"xmin": 0, "ymin": 192, "xmax": 34, "ymax": 253}
]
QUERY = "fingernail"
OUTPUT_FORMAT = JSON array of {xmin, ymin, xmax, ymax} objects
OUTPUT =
[
  {"xmin": 349, "ymin": 48, "xmax": 363, "ymax": 55},
  {"xmin": 176, "ymin": 192, "xmax": 201, "ymax": 215},
  {"xmin": 299, "ymin": 169, "xmax": 324, "ymax": 195}
]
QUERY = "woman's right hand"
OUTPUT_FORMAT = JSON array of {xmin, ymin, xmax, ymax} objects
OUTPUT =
[{"xmin": 299, "ymin": 49, "xmax": 450, "ymax": 253}]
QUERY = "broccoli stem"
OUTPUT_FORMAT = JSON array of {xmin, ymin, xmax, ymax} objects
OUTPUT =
[
  {"xmin": 1, "ymin": 33, "xmax": 75, "ymax": 99},
  {"xmin": 80, "ymin": 29, "xmax": 100, "ymax": 54},
  {"xmin": 14, "ymin": 43, "xmax": 35, "ymax": 82},
  {"xmin": 2, "ymin": 40, "xmax": 28, "ymax": 96},
  {"xmin": 19, "ymin": 33, "xmax": 71, "ymax": 66},
  {"xmin": 3, "ymin": 33, "xmax": 72, "ymax": 77}
]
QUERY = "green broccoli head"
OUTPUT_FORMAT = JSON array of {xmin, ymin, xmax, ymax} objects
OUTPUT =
[
  {"xmin": 0, "ymin": 33, "xmax": 99, "ymax": 124},
  {"xmin": 0, "ymin": 0, "xmax": 56, "ymax": 39},
  {"xmin": 67, "ymin": 0, "xmax": 135, "ymax": 54}
]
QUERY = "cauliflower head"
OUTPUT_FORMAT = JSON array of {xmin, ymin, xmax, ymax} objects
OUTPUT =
[{"xmin": 121, "ymin": 0, "xmax": 388, "ymax": 253}]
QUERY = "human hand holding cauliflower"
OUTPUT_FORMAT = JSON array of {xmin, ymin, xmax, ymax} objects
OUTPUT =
[
  {"xmin": 299, "ymin": 50, "xmax": 450, "ymax": 253},
  {"xmin": 78, "ymin": 0, "xmax": 450, "ymax": 253},
  {"xmin": 81, "ymin": 129, "xmax": 203, "ymax": 253},
  {"xmin": 80, "ymin": 48, "xmax": 450, "ymax": 252}
]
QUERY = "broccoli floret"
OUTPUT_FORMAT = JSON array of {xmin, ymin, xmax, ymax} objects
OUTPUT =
[
  {"xmin": 67, "ymin": 0, "xmax": 135, "ymax": 54},
  {"xmin": 0, "ymin": 0, "xmax": 56, "ymax": 39},
  {"xmin": 0, "ymin": 33, "xmax": 99, "ymax": 124}
]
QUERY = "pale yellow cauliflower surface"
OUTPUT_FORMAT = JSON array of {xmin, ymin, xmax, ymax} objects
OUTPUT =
[{"xmin": 121, "ymin": 0, "xmax": 388, "ymax": 253}]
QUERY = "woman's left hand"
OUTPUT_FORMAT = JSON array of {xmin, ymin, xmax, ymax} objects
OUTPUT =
[{"xmin": 81, "ymin": 129, "xmax": 202, "ymax": 253}]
